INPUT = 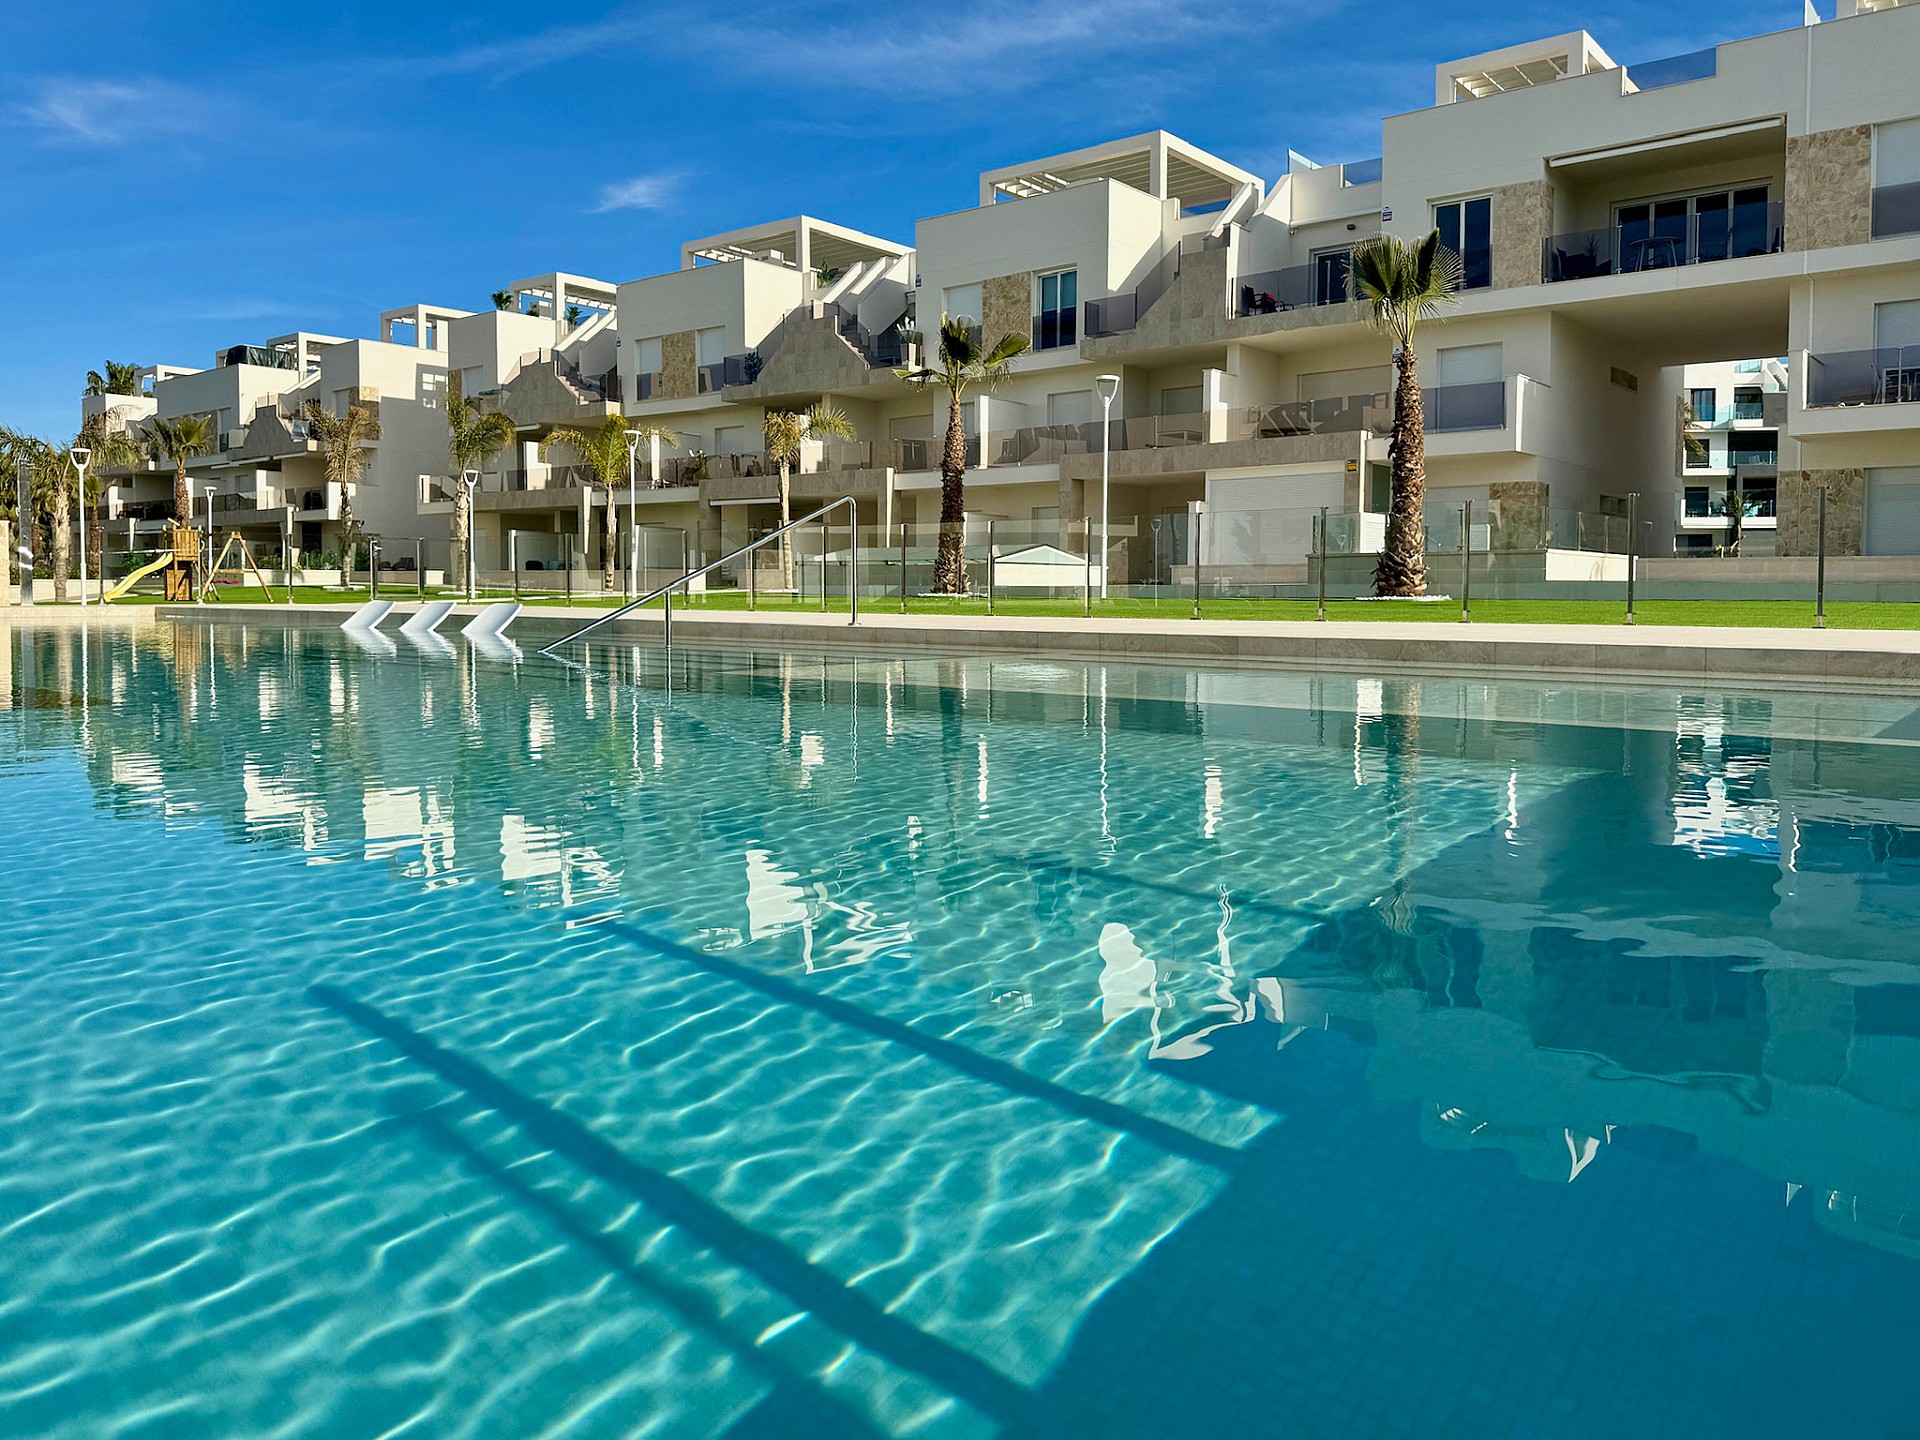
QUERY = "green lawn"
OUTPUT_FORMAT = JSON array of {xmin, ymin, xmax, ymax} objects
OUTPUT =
[{"xmin": 94, "ymin": 585, "xmax": 1920, "ymax": 629}]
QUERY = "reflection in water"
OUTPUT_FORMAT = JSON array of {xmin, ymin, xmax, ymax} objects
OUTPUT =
[{"xmin": 6, "ymin": 616, "xmax": 1920, "ymax": 1438}]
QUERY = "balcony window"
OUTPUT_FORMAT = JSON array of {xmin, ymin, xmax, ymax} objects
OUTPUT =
[
  {"xmin": 1434, "ymin": 197, "xmax": 1493, "ymax": 290},
  {"xmin": 1544, "ymin": 186, "xmax": 1781, "ymax": 281},
  {"xmin": 1729, "ymin": 429, "xmax": 1778, "ymax": 469},
  {"xmin": 1036, "ymin": 269, "xmax": 1077, "ymax": 350},
  {"xmin": 1872, "ymin": 117, "xmax": 1920, "ymax": 239},
  {"xmin": 1731, "ymin": 387, "xmax": 1764, "ymax": 421},
  {"xmin": 1686, "ymin": 442, "xmax": 1714, "ymax": 470},
  {"xmin": 1310, "ymin": 249, "xmax": 1351, "ymax": 305},
  {"xmin": 1689, "ymin": 387, "xmax": 1716, "ymax": 423},
  {"xmin": 1684, "ymin": 487, "xmax": 1712, "ymax": 517}
]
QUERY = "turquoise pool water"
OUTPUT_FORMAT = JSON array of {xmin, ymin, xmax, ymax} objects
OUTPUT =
[{"xmin": 4, "ymin": 617, "xmax": 1920, "ymax": 1439}]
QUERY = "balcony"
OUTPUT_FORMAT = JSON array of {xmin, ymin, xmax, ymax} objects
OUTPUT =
[
  {"xmin": 1235, "ymin": 259, "xmax": 1352, "ymax": 317},
  {"xmin": 1805, "ymin": 348, "xmax": 1920, "ymax": 408},
  {"xmin": 1426, "ymin": 380, "xmax": 1506, "ymax": 433},
  {"xmin": 1542, "ymin": 204, "xmax": 1783, "ymax": 282},
  {"xmin": 1872, "ymin": 180, "xmax": 1920, "ymax": 241},
  {"xmin": 219, "ymin": 344, "xmax": 296, "ymax": 370}
]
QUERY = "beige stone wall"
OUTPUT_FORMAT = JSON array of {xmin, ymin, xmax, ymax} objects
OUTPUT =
[
  {"xmin": 1491, "ymin": 181, "xmax": 1555, "ymax": 290},
  {"xmin": 1786, "ymin": 127, "xmax": 1872, "ymax": 252},
  {"xmin": 731, "ymin": 312, "xmax": 869, "ymax": 400},
  {"xmin": 659, "ymin": 330, "xmax": 698, "ymax": 401},
  {"xmin": 1776, "ymin": 469, "xmax": 1865, "ymax": 556},
  {"xmin": 1115, "ymin": 249, "xmax": 1230, "ymax": 349},
  {"xmin": 1488, "ymin": 479, "xmax": 1548, "ymax": 551},
  {"xmin": 982, "ymin": 274, "xmax": 1032, "ymax": 350}
]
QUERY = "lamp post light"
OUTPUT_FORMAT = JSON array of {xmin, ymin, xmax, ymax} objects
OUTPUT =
[
  {"xmin": 1094, "ymin": 374, "xmax": 1120, "ymax": 601},
  {"xmin": 201, "ymin": 484, "xmax": 217, "ymax": 602},
  {"xmin": 461, "ymin": 469, "xmax": 479, "ymax": 599},
  {"xmin": 624, "ymin": 428, "xmax": 642, "ymax": 600},
  {"xmin": 69, "ymin": 447, "xmax": 92, "ymax": 605}
]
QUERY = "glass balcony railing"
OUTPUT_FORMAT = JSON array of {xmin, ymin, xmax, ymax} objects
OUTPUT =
[
  {"xmin": 1728, "ymin": 447, "xmax": 1779, "ymax": 469},
  {"xmin": 1871, "ymin": 179, "xmax": 1920, "ymax": 240},
  {"xmin": 1235, "ymin": 262, "xmax": 1351, "ymax": 316},
  {"xmin": 1805, "ymin": 347, "xmax": 1920, "ymax": 408},
  {"xmin": 1426, "ymin": 379, "xmax": 1507, "ymax": 432},
  {"xmin": 1730, "ymin": 399, "xmax": 1765, "ymax": 420},
  {"xmin": 1542, "ymin": 203, "xmax": 1783, "ymax": 282}
]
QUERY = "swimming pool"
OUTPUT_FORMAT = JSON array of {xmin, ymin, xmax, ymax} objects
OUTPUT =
[{"xmin": 4, "ymin": 617, "xmax": 1919, "ymax": 1438}]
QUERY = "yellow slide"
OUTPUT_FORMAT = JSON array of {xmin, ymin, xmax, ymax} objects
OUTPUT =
[{"xmin": 105, "ymin": 553, "xmax": 178, "ymax": 602}]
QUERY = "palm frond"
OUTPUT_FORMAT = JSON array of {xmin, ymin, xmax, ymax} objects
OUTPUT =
[{"xmin": 1350, "ymin": 229, "xmax": 1463, "ymax": 346}]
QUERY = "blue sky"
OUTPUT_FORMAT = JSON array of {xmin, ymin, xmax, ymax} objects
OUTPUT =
[{"xmin": 1, "ymin": 0, "xmax": 1811, "ymax": 437}]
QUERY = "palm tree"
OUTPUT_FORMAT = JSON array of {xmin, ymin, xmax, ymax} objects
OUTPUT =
[
  {"xmin": 147, "ymin": 414, "xmax": 217, "ymax": 526},
  {"xmin": 1677, "ymin": 393, "xmax": 1708, "ymax": 468},
  {"xmin": 0, "ymin": 429, "xmax": 68, "ymax": 600},
  {"xmin": 77, "ymin": 411, "xmax": 141, "ymax": 585},
  {"xmin": 301, "ymin": 400, "xmax": 382, "ymax": 586},
  {"xmin": 491, "ymin": 289, "xmax": 514, "ymax": 311},
  {"xmin": 1349, "ymin": 230, "xmax": 1462, "ymax": 597},
  {"xmin": 84, "ymin": 362, "xmax": 141, "ymax": 396},
  {"xmin": 763, "ymin": 400, "xmax": 855, "ymax": 590},
  {"xmin": 444, "ymin": 373, "xmax": 517, "ymax": 590},
  {"xmin": 0, "ymin": 416, "xmax": 137, "ymax": 601},
  {"xmin": 540, "ymin": 415, "xmax": 675, "ymax": 592},
  {"xmin": 897, "ymin": 314, "xmax": 1028, "ymax": 593},
  {"xmin": 564, "ymin": 303, "xmax": 584, "ymax": 330}
]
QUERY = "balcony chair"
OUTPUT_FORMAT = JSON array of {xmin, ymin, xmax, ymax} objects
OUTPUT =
[{"xmin": 1240, "ymin": 285, "xmax": 1287, "ymax": 317}]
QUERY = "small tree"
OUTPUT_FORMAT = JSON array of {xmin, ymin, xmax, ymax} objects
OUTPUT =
[
  {"xmin": 84, "ymin": 362, "xmax": 141, "ymax": 397},
  {"xmin": 147, "ymin": 413, "xmax": 216, "ymax": 526},
  {"xmin": 445, "ymin": 373, "xmax": 517, "ymax": 588},
  {"xmin": 1349, "ymin": 231, "xmax": 1462, "ymax": 597},
  {"xmin": 0, "ymin": 415, "xmax": 137, "ymax": 601},
  {"xmin": 491, "ymin": 289, "xmax": 514, "ymax": 311},
  {"xmin": 897, "ymin": 315, "xmax": 1028, "ymax": 593},
  {"xmin": 763, "ymin": 401, "xmax": 855, "ymax": 589},
  {"xmin": 564, "ymin": 303, "xmax": 584, "ymax": 330},
  {"xmin": 301, "ymin": 400, "xmax": 382, "ymax": 586},
  {"xmin": 540, "ymin": 415, "xmax": 675, "ymax": 591}
]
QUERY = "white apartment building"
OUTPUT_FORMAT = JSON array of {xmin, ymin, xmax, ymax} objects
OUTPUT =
[
  {"xmin": 1674, "ymin": 358, "xmax": 1793, "ymax": 554},
  {"xmin": 91, "ymin": 316, "xmax": 463, "ymax": 568},
  {"xmin": 87, "ymin": 1, "xmax": 1920, "ymax": 588}
]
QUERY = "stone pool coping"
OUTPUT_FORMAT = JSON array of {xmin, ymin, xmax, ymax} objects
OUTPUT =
[{"xmin": 53, "ymin": 600, "xmax": 1916, "ymax": 694}]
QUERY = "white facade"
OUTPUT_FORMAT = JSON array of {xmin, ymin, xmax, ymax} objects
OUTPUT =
[{"xmin": 82, "ymin": 3, "xmax": 1920, "ymax": 583}]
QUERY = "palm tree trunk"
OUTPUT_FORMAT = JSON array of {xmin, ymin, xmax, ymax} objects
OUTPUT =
[
  {"xmin": 451, "ymin": 485, "xmax": 470, "ymax": 591},
  {"xmin": 174, "ymin": 461, "xmax": 191, "ymax": 528},
  {"xmin": 88, "ymin": 499, "xmax": 105, "ymax": 592},
  {"xmin": 601, "ymin": 489, "xmax": 617, "ymax": 592},
  {"xmin": 932, "ymin": 395, "xmax": 968, "ymax": 594},
  {"xmin": 338, "ymin": 487, "xmax": 355, "ymax": 588},
  {"xmin": 778, "ymin": 459, "xmax": 794, "ymax": 591},
  {"xmin": 50, "ymin": 483, "xmax": 70, "ymax": 603},
  {"xmin": 1373, "ymin": 347, "xmax": 1428, "ymax": 596}
]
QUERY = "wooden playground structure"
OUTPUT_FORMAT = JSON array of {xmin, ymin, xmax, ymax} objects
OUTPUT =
[{"xmin": 106, "ymin": 524, "xmax": 284, "ymax": 603}]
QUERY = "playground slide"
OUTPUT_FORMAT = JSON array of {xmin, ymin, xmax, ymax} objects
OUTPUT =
[{"xmin": 104, "ymin": 553, "xmax": 177, "ymax": 602}]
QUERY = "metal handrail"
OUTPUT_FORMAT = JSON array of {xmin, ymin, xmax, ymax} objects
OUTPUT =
[{"xmin": 539, "ymin": 495, "xmax": 859, "ymax": 659}]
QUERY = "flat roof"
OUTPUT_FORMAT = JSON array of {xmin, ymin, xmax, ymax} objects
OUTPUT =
[
  {"xmin": 978, "ymin": 130, "xmax": 1261, "ymax": 207},
  {"xmin": 680, "ymin": 215, "xmax": 909, "ymax": 274},
  {"xmin": 507, "ymin": 273, "xmax": 619, "ymax": 307},
  {"xmin": 1438, "ymin": 32, "xmax": 1617, "ymax": 104}
]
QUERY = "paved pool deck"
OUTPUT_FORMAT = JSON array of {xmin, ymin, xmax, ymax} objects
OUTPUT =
[{"xmin": 21, "ymin": 599, "xmax": 1891, "ymax": 693}]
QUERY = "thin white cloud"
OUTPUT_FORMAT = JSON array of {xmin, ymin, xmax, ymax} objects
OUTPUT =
[
  {"xmin": 590, "ymin": 173, "xmax": 682, "ymax": 213},
  {"xmin": 691, "ymin": 0, "xmax": 1229, "ymax": 95},
  {"xmin": 18, "ymin": 77, "xmax": 213, "ymax": 145},
  {"xmin": 419, "ymin": 9, "xmax": 658, "ymax": 78}
]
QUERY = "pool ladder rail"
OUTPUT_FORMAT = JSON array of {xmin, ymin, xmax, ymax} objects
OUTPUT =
[{"xmin": 539, "ymin": 496, "xmax": 859, "ymax": 665}]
